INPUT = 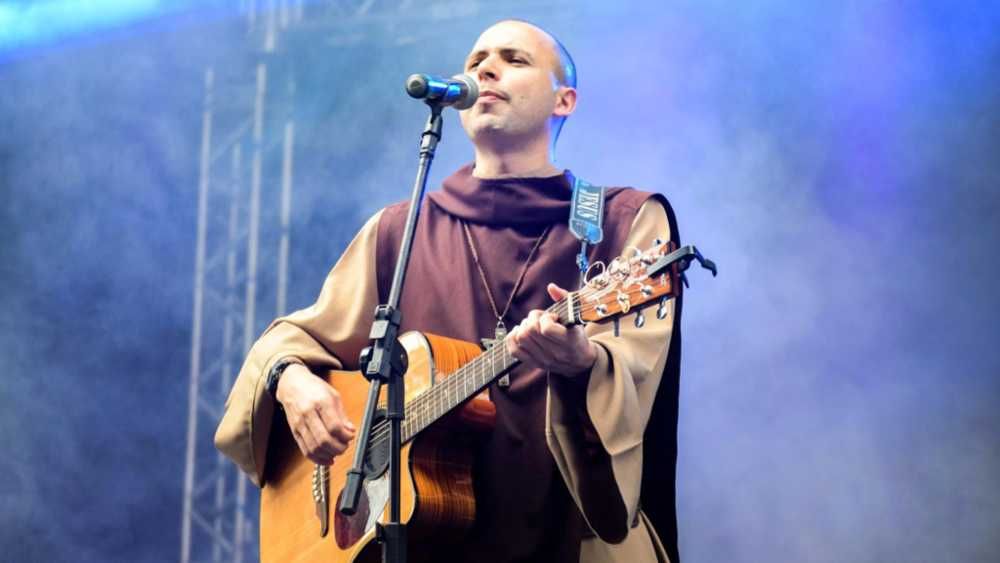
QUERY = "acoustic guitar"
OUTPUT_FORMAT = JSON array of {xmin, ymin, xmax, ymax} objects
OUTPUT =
[{"xmin": 260, "ymin": 241, "xmax": 709, "ymax": 562}]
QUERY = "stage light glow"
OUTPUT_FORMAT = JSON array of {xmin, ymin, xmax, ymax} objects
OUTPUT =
[{"xmin": 0, "ymin": 0, "xmax": 202, "ymax": 54}]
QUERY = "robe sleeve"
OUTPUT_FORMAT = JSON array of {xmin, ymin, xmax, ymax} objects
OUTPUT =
[
  {"xmin": 545, "ymin": 198, "xmax": 675, "ymax": 544},
  {"xmin": 214, "ymin": 210, "xmax": 383, "ymax": 486}
]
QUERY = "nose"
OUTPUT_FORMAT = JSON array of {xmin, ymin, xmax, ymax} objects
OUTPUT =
[{"xmin": 476, "ymin": 53, "xmax": 500, "ymax": 83}]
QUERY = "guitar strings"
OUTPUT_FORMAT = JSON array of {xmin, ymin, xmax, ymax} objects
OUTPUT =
[
  {"xmin": 360, "ymin": 292, "xmax": 660, "ymax": 447},
  {"xmin": 361, "ymin": 297, "xmax": 570, "ymax": 447},
  {"xmin": 361, "ymin": 295, "xmax": 662, "ymax": 448},
  {"xmin": 359, "ymin": 284, "xmax": 673, "ymax": 448},
  {"xmin": 364, "ymin": 336, "xmax": 517, "ymax": 447}
]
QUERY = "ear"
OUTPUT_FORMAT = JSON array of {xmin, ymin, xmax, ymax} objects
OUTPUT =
[{"xmin": 552, "ymin": 86, "xmax": 577, "ymax": 118}]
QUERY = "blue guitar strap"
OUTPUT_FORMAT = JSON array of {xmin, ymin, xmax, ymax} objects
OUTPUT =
[{"xmin": 568, "ymin": 176, "xmax": 606, "ymax": 284}]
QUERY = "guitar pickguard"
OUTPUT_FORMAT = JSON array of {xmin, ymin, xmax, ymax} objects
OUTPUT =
[
  {"xmin": 332, "ymin": 472, "xmax": 389, "ymax": 550},
  {"xmin": 363, "ymin": 473, "xmax": 390, "ymax": 534}
]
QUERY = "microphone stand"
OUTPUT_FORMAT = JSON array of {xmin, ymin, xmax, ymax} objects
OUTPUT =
[{"xmin": 338, "ymin": 100, "xmax": 444, "ymax": 563}]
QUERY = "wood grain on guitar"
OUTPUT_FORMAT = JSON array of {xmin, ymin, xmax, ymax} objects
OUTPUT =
[{"xmin": 261, "ymin": 332, "xmax": 495, "ymax": 563}]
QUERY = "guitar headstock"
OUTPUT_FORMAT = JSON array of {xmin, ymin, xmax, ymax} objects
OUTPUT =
[{"xmin": 574, "ymin": 239, "xmax": 680, "ymax": 324}]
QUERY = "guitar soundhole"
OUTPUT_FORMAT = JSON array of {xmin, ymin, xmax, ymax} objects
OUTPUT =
[{"xmin": 334, "ymin": 487, "xmax": 370, "ymax": 549}]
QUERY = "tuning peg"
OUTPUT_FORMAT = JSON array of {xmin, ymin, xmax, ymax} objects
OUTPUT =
[
  {"xmin": 613, "ymin": 318, "xmax": 620, "ymax": 337},
  {"xmin": 656, "ymin": 297, "xmax": 669, "ymax": 320},
  {"xmin": 634, "ymin": 309, "xmax": 645, "ymax": 328},
  {"xmin": 616, "ymin": 291, "xmax": 631, "ymax": 314}
]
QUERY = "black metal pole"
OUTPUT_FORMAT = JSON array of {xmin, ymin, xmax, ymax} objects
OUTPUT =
[{"xmin": 338, "ymin": 102, "xmax": 444, "ymax": 563}]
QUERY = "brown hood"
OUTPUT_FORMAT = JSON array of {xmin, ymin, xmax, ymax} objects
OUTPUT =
[{"xmin": 428, "ymin": 163, "xmax": 576, "ymax": 225}]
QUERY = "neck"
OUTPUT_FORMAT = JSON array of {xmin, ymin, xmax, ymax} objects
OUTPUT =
[{"xmin": 471, "ymin": 133, "xmax": 560, "ymax": 179}]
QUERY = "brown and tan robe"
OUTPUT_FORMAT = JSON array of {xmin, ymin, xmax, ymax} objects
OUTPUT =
[{"xmin": 215, "ymin": 164, "xmax": 683, "ymax": 563}]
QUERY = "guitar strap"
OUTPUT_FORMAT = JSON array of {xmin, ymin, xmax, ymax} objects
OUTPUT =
[{"xmin": 568, "ymin": 176, "xmax": 606, "ymax": 284}]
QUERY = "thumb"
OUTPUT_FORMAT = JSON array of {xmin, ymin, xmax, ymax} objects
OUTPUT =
[{"xmin": 547, "ymin": 282, "xmax": 569, "ymax": 302}]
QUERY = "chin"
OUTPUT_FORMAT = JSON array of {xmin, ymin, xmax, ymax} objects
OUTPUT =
[{"xmin": 466, "ymin": 118, "xmax": 507, "ymax": 139}]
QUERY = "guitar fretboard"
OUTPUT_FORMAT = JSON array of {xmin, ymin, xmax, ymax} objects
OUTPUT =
[{"xmin": 390, "ymin": 296, "xmax": 576, "ymax": 443}]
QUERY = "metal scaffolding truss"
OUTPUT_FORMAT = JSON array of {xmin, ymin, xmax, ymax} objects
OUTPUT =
[{"xmin": 181, "ymin": 3, "xmax": 301, "ymax": 562}]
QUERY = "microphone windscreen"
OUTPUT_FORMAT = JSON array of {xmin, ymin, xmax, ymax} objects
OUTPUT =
[
  {"xmin": 405, "ymin": 74, "xmax": 429, "ymax": 99},
  {"xmin": 452, "ymin": 74, "xmax": 479, "ymax": 110}
]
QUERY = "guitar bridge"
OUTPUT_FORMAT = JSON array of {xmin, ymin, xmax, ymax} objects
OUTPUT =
[{"xmin": 312, "ymin": 464, "xmax": 329, "ymax": 537}]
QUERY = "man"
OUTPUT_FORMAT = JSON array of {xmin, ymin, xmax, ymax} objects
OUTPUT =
[{"xmin": 215, "ymin": 19, "xmax": 682, "ymax": 563}]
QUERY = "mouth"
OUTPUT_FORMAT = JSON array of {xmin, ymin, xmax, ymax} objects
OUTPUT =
[{"xmin": 478, "ymin": 89, "xmax": 507, "ymax": 102}]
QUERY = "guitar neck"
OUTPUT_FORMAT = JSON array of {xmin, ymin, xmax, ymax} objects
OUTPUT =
[
  {"xmin": 400, "ymin": 295, "xmax": 579, "ymax": 441},
  {"xmin": 396, "ymin": 239, "xmax": 694, "ymax": 442}
]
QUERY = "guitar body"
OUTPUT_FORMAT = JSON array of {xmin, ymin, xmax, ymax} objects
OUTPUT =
[{"xmin": 260, "ymin": 331, "xmax": 496, "ymax": 563}]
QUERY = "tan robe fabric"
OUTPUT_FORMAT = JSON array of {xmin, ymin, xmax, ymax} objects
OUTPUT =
[{"xmin": 214, "ymin": 200, "xmax": 674, "ymax": 563}]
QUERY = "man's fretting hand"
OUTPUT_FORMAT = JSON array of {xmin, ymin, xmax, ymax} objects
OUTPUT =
[
  {"xmin": 507, "ymin": 283, "xmax": 598, "ymax": 377},
  {"xmin": 275, "ymin": 364, "xmax": 356, "ymax": 465}
]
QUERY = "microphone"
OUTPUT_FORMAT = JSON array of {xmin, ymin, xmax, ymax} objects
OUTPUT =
[{"xmin": 405, "ymin": 74, "xmax": 479, "ymax": 109}]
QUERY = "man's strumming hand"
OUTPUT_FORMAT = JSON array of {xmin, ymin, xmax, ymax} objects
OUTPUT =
[
  {"xmin": 275, "ymin": 364, "xmax": 356, "ymax": 465},
  {"xmin": 506, "ymin": 283, "xmax": 598, "ymax": 377}
]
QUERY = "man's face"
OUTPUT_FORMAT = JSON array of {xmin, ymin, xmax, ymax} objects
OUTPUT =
[{"xmin": 459, "ymin": 21, "xmax": 570, "ymax": 147}]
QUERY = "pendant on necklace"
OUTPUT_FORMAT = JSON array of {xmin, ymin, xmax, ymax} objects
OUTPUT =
[
  {"xmin": 481, "ymin": 320, "xmax": 511, "ymax": 388},
  {"xmin": 494, "ymin": 320, "xmax": 507, "ymax": 341}
]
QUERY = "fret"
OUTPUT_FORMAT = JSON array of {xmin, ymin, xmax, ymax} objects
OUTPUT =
[
  {"xmin": 441, "ymin": 378, "xmax": 446, "ymax": 415},
  {"xmin": 405, "ymin": 408, "xmax": 415, "ymax": 440},
  {"xmin": 449, "ymin": 370, "xmax": 458, "ymax": 410},
  {"xmin": 481, "ymin": 353, "xmax": 489, "ymax": 388},
  {"xmin": 443, "ymin": 373, "xmax": 452, "ymax": 414},
  {"xmin": 478, "ymin": 356, "xmax": 486, "ymax": 389},
  {"xmin": 417, "ymin": 396, "xmax": 425, "ymax": 431},
  {"xmin": 422, "ymin": 396, "xmax": 430, "ymax": 431},
  {"xmin": 445, "ymin": 374, "xmax": 452, "ymax": 411},
  {"xmin": 498, "ymin": 349, "xmax": 505, "ymax": 381},
  {"xmin": 446, "ymin": 375, "xmax": 452, "ymax": 410},
  {"xmin": 458, "ymin": 366, "xmax": 468, "ymax": 407},
  {"xmin": 430, "ymin": 385, "xmax": 438, "ymax": 427},
  {"xmin": 417, "ymin": 400, "xmax": 425, "ymax": 433},
  {"xmin": 480, "ymin": 354, "xmax": 486, "ymax": 382},
  {"xmin": 490, "ymin": 351, "xmax": 497, "ymax": 384},
  {"xmin": 485, "ymin": 351, "xmax": 491, "ymax": 387}
]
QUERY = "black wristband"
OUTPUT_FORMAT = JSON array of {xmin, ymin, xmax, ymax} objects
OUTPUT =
[{"xmin": 266, "ymin": 357, "xmax": 303, "ymax": 401}]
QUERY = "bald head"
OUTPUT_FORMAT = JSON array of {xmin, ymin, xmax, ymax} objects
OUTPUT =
[{"xmin": 493, "ymin": 19, "xmax": 576, "ymax": 90}]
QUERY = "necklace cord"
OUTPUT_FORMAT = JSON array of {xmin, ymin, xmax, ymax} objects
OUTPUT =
[{"xmin": 460, "ymin": 221, "xmax": 551, "ymax": 325}]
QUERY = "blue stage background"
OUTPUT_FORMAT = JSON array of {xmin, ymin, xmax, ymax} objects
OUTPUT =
[{"xmin": 1, "ymin": 2, "xmax": 997, "ymax": 561}]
